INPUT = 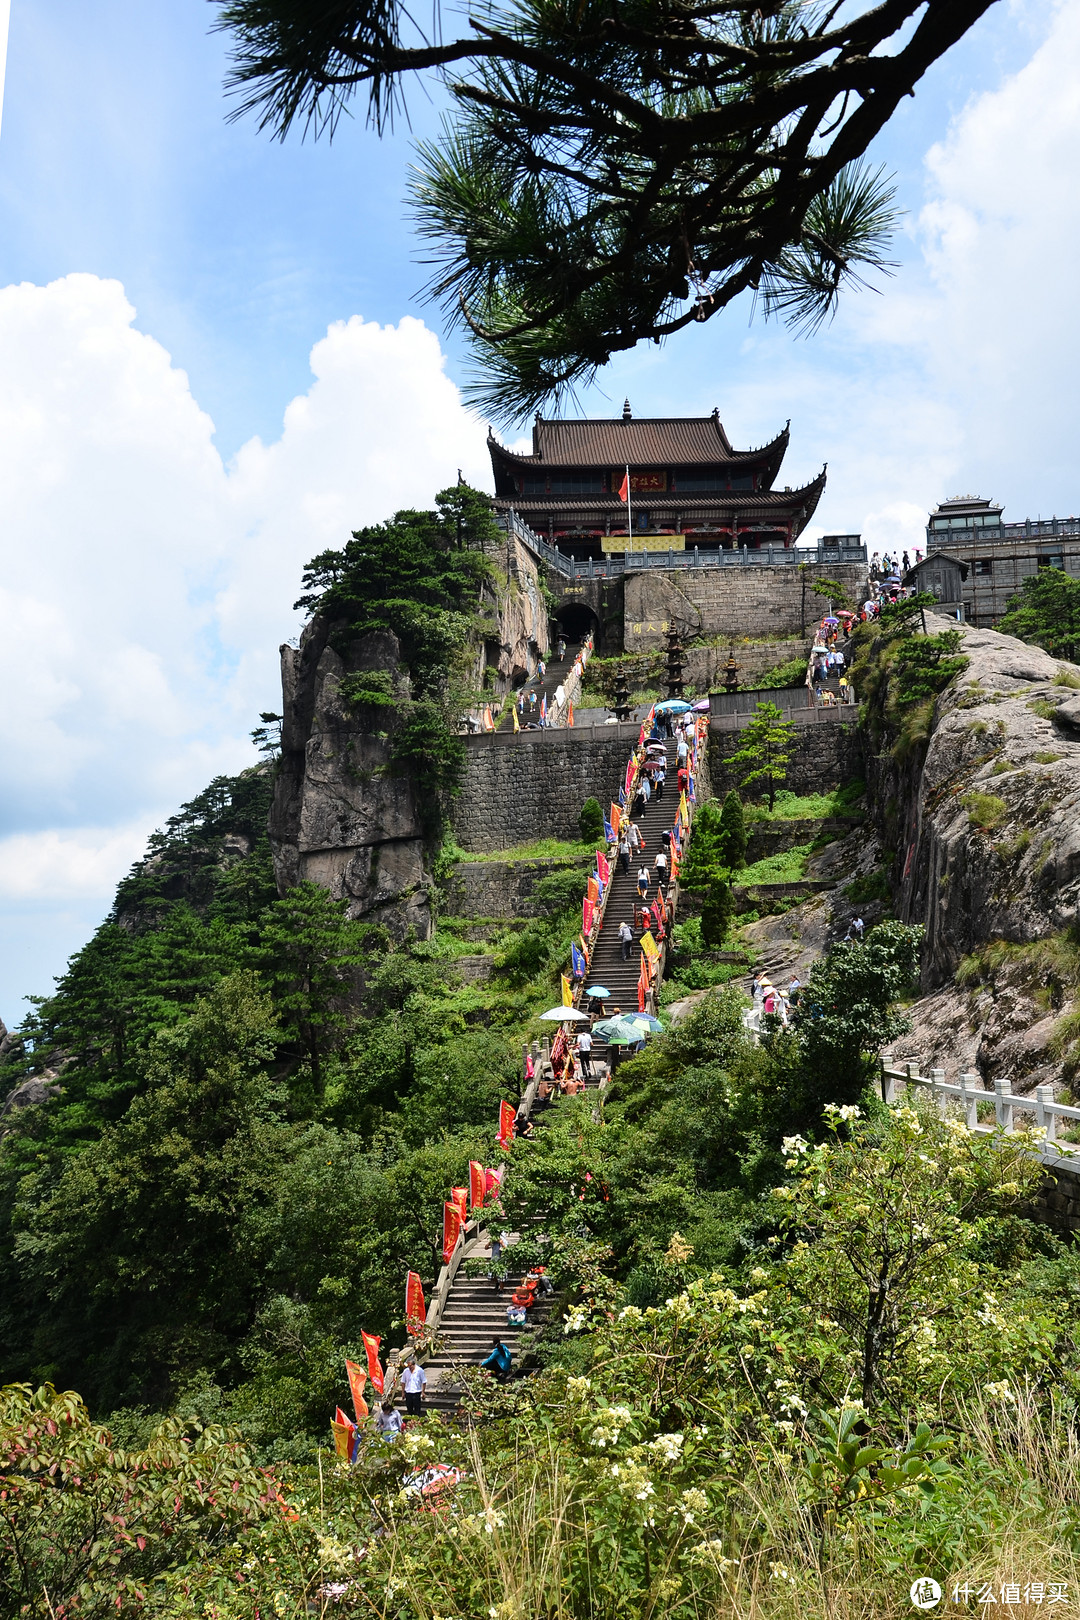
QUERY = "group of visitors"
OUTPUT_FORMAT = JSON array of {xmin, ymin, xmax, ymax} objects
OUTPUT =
[
  {"xmin": 751, "ymin": 971, "xmax": 801, "ymax": 1025},
  {"xmin": 869, "ymin": 549, "xmax": 920, "ymax": 580}
]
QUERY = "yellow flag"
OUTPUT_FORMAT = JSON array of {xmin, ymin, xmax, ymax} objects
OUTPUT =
[
  {"xmin": 679, "ymin": 792, "xmax": 690, "ymax": 826},
  {"xmin": 512, "ymin": 705, "xmax": 520, "ymax": 732},
  {"xmin": 561, "ymin": 973, "xmax": 573, "ymax": 1007},
  {"xmin": 640, "ymin": 930, "xmax": 660, "ymax": 961}
]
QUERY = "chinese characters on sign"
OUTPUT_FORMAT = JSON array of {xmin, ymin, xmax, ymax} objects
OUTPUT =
[{"xmin": 910, "ymin": 1578, "xmax": 1070, "ymax": 1609}]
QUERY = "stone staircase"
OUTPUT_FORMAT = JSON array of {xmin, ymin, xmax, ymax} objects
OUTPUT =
[
  {"xmin": 420, "ymin": 1236, "xmax": 552, "ymax": 1412},
  {"xmin": 586, "ymin": 739, "xmax": 674, "ymax": 1059}
]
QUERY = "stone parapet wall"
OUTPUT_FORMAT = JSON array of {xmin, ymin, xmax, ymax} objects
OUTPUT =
[{"xmin": 453, "ymin": 727, "xmax": 639, "ymax": 851}]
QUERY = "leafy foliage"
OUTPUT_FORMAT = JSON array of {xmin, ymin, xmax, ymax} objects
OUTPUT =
[
  {"xmin": 212, "ymin": 1, "xmax": 995, "ymax": 422},
  {"xmin": 999, "ymin": 566, "xmax": 1080, "ymax": 663}
]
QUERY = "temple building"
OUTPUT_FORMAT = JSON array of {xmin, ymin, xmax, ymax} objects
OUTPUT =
[{"xmin": 488, "ymin": 400, "xmax": 826, "ymax": 560}]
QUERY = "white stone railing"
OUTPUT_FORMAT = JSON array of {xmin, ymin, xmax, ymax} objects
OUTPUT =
[{"xmin": 880, "ymin": 1057, "xmax": 1080, "ymax": 1169}]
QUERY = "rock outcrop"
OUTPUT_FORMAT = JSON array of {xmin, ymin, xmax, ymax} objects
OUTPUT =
[
  {"xmin": 270, "ymin": 621, "xmax": 434, "ymax": 940},
  {"xmin": 865, "ymin": 616, "xmax": 1080, "ymax": 1087}
]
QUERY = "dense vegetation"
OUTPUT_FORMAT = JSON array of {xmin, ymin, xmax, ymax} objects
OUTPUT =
[
  {"xmin": 6, "ymin": 515, "xmax": 1080, "ymax": 1615},
  {"xmin": 999, "ymin": 566, "xmax": 1080, "ymax": 663}
]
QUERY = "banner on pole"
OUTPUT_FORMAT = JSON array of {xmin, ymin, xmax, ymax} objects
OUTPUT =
[
  {"xmin": 405, "ymin": 1271, "xmax": 426, "ymax": 1328},
  {"xmin": 561, "ymin": 973, "xmax": 573, "ymax": 1007},
  {"xmin": 346, "ymin": 1358, "xmax": 369, "ymax": 1423},
  {"xmin": 361, "ymin": 1331, "xmax": 384, "ymax": 1394},
  {"xmin": 497, "ymin": 1099, "xmax": 516, "ymax": 1150},
  {"xmin": 469, "ymin": 1160, "xmax": 486, "ymax": 1210},
  {"xmin": 443, "ymin": 1201, "xmax": 462, "ymax": 1264}
]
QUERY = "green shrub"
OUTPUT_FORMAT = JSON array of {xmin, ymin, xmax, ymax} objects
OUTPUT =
[
  {"xmin": 701, "ymin": 878, "xmax": 734, "ymax": 947},
  {"xmin": 578, "ymin": 796, "xmax": 605, "ymax": 843},
  {"xmin": 718, "ymin": 789, "xmax": 747, "ymax": 869}
]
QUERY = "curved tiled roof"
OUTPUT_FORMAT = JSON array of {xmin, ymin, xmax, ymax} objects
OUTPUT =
[{"xmin": 489, "ymin": 414, "xmax": 789, "ymax": 469}]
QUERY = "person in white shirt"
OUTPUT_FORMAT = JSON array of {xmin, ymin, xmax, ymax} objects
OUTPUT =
[
  {"xmin": 401, "ymin": 1355, "xmax": 427, "ymax": 1416},
  {"xmin": 576, "ymin": 1029, "xmax": 593, "ymax": 1076},
  {"xmin": 654, "ymin": 850, "xmax": 668, "ymax": 888},
  {"xmin": 627, "ymin": 822, "xmax": 642, "ymax": 852},
  {"xmin": 637, "ymin": 865, "xmax": 650, "ymax": 900},
  {"xmin": 619, "ymin": 919, "xmax": 633, "ymax": 960}
]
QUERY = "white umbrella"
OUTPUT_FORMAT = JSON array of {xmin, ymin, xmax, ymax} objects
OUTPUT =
[{"xmin": 538, "ymin": 1005, "xmax": 590, "ymax": 1022}]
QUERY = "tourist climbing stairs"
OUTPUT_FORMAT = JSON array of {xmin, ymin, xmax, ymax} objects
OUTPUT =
[
  {"xmin": 586, "ymin": 741, "xmax": 673, "ymax": 1064},
  {"xmin": 420, "ymin": 1233, "xmax": 552, "ymax": 1412},
  {"xmin": 498, "ymin": 640, "xmax": 580, "ymax": 731}
]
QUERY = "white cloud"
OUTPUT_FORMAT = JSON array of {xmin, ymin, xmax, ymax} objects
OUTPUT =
[
  {"xmin": 0, "ymin": 277, "xmax": 491, "ymax": 1009},
  {"xmin": 0, "ymin": 821, "xmax": 152, "ymax": 901}
]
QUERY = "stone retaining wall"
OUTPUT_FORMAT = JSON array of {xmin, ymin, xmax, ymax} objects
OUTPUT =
[
  {"xmin": 443, "ymin": 855, "xmax": 594, "ymax": 918},
  {"xmin": 623, "ymin": 563, "xmax": 867, "ymax": 650},
  {"xmin": 708, "ymin": 721, "xmax": 864, "ymax": 801},
  {"xmin": 454, "ymin": 727, "xmax": 640, "ymax": 852}
]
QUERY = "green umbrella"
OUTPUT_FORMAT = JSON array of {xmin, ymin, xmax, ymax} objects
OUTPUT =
[{"xmin": 594, "ymin": 1015, "xmax": 653, "ymax": 1044}]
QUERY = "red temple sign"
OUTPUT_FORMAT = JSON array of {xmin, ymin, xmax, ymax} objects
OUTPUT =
[{"xmin": 626, "ymin": 471, "xmax": 667, "ymax": 493}]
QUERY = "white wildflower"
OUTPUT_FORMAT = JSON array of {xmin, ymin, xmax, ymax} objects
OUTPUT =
[
  {"xmin": 985, "ymin": 1380, "xmax": 1017, "ymax": 1403},
  {"xmin": 648, "ymin": 1432, "xmax": 684, "ymax": 1465}
]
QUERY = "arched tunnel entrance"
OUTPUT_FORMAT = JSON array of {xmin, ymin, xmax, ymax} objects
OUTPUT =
[{"xmin": 554, "ymin": 600, "xmax": 601, "ymax": 650}]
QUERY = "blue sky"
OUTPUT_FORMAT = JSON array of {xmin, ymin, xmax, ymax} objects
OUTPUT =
[{"xmin": 0, "ymin": 0, "xmax": 1076, "ymax": 1021}]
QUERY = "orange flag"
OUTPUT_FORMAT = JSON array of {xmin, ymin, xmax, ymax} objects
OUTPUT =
[
  {"xmin": 451, "ymin": 1187, "xmax": 468, "ymax": 1224},
  {"xmin": 497, "ymin": 1099, "xmax": 516, "ymax": 1150},
  {"xmin": 332, "ymin": 1408, "xmax": 356, "ymax": 1462},
  {"xmin": 587, "ymin": 875, "xmax": 599, "ymax": 903},
  {"xmin": 346, "ymin": 1358, "xmax": 369, "ymax": 1423},
  {"xmin": 469, "ymin": 1160, "xmax": 486, "ymax": 1211},
  {"xmin": 405, "ymin": 1271, "xmax": 426, "ymax": 1328},
  {"xmin": 443, "ymin": 1201, "xmax": 462, "ymax": 1264},
  {"xmin": 610, "ymin": 802, "xmax": 621, "ymax": 835},
  {"xmin": 361, "ymin": 1331, "xmax": 384, "ymax": 1395}
]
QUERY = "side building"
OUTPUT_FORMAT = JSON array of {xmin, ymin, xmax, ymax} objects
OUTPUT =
[{"xmin": 918, "ymin": 495, "xmax": 1080, "ymax": 625}]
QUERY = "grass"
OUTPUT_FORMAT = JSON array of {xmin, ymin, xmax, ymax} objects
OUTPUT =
[
  {"xmin": 737, "ymin": 843, "xmax": 814, "ymax": 886},
  {"xmin": 1033, "ymin": 751, "xmax": 1066, "ymax": 764},
  {"xmin": 1053, "ymin": 667, "xmax": 1080, "ymax": 688},
  {"xmin": 1028, "ymin": 699, "xmax": 1059, "ymax": 720},
  {"xmin": 451, "ymin": 838, "xmax": 601, "ymax": 865},
  {"xmin": 961, "ymin": 792, "xmax": 1008, "ymax": 832},
  {"xmin": 742, "ymin": 780, "xmax": 866, "ymax": 824}
]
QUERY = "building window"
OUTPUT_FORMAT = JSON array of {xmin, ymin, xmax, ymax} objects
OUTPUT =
[
  {"xmin": 675, "ymin": 473, "xmax": 753, "ymax": 492},
  {"xmin": 1038, "ymin": 553, "xmax": 1065, "ymax": 571},
  {"xmin": 523, "ymin": 478, "xmax": 548, "ymax": 494},
  {"xmin": 975, "ymin": 558, "xmax": 993, "ymax": 575}
]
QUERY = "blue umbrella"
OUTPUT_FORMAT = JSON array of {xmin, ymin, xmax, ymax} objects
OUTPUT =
[
  {"xmin": 628, "ymin": 1013, "xmax": 663, "ymax": 1032},
  {"xmin": 654, "ymin": 699, "xmax": 693, "ymax": 714},
  {"xmin": 583, "ymin": 985, "xmax": 611, "ymax": 998}
]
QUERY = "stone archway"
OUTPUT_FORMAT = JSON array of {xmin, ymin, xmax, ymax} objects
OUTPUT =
[{"xmin": 554, "ymin": 599, "xmax": 601, "ymax": 649}]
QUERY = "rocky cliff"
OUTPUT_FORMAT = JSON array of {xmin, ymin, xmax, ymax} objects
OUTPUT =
[
  {"xmin": 270, "ymin": 620, "xmax": 434, "ymax": 940},
  {"xmin": 866, "ymin": 615, "xmax": 1080, "ymax": 1087}
]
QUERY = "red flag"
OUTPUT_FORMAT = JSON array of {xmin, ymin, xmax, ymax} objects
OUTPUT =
[
  {"xmin": 597, "ymin": 851, "xmax": 610, "ymax": 886},
  {"xmin": 485, "ymin": 1165, "xmax": 504, "ymax": 1198},
  {"xmin": 405, "ymin": 1270, "xmax": 426, "ymax": 1328},
  {"xmin": 361, "ymin": 1331, "xmax": 384, "ymax": 1395},
  {"xmin": 469, "ymin": 1160, "xmax": 486, "ymax": 1211},
  {"xmin": 617, "ymin": 469, "xmax": 629, "ymax": 504},
  {"xmin": 451, "ymin": 1186, "xmax": 468, "ymax": 1223},
  {"xmin": 583, "ymin": 898, "xmax": 594, "ymax": 936},
  {"xmin": 443, "ymin": 1201, "xmax": 462, "ymax": 1263},
  {"xmin": 497, "ymin": 1099, "xmax": 516, "ymax": 1150},
  {"xmin": 346, "ymin": 1358, "xmax": 369, "ymax": 1423}
]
